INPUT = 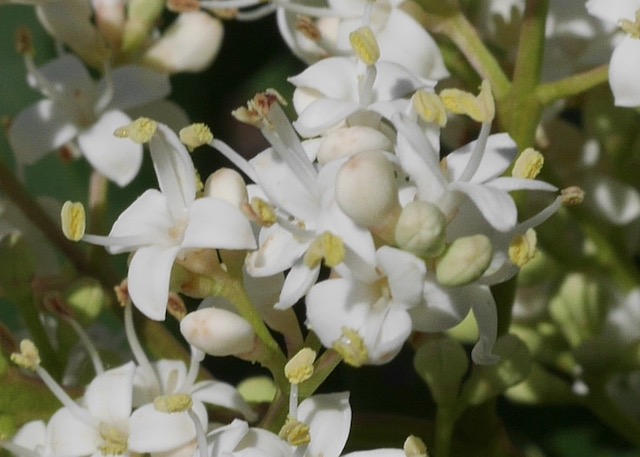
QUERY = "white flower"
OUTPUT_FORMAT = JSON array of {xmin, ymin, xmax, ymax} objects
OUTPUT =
[
  {"xmin": 586, "ymin": 0, "xmax": 640, "ymax": 106},
  {"xmin": 8, "ymin": 54, "xmax": 170, "ymax": 186},
  {"xmin": 306, "ymin": 246, "xmax": 426, "ymax": 365},
  {"xmin": 82, "ymin": 122, "xmax": 256, "ymax": 320}
]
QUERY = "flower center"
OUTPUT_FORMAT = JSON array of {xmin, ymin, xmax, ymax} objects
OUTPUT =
[{"xmin": 99, "ymin": 423, "xmax": 128, "ymax": 456}]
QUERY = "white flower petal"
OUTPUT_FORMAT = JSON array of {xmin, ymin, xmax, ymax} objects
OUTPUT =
[
  {"xmin": 84, "ymin": 362, "xmax": 135, "ymax": 423},
  {"xmin": 609, "ymin": 36, "xmax": 640, "ymax": 107},
  {"xmin": 8, "ymin": 99, "xmax": 78, "ymax": 164},
  {"xmin": 446, "ymin": 133, "xmax": 517, "ymax": 183},
  {"xmin": 236, "ymin": 428, "xmax": 291, "ymax": 457},
  {"xmin": 377, "ymin": 246, "xmax": 425, "ymax": 307},
  {"xmin": 298, "ymin": 392, "xmax": 351, "ymax": 457},
  {"xmin": 191, "ymin": 380, "xmax": 257, "ymax": 422},
  {"xmin": 586, "ymin": 0, "xmax": 640, "ymax": 24},
  {"xmin": 128, "ymin": 245, "xmax": 181, "ymax": 320},
  {"xmin": 206, "ymin": 419, "xmax": 250, "ymax": 456},
  {"xmin": 274, "ymin": 259, "xmax": 320, "ymax": 309},
  {"xmin": 48, "ymin": 407, "xmax": 100, "ymax": 456},
  {"xmin": 470, "ymin": 289, "xmax": 500, "ymax": 365},
  {"xmin": 78, "ymin": 110, "xmax": 143, "ymax": 186},
  {"xmin": 294, "ymin": 99, "xmax": 360, "ymax": 139},
  {"xmin": 28, "ymin": 53, "xmax": 93, "ymax": 94},
  {"xmin": 449, "ymin": 181, "xmax": 517, "ymax": 231},
  {"xmin": 246, "ymin": 225, "xmax": 310, "ymax": 277},
  {"xmin": 411, "ymin": 281, "xmax": 475, "ymax": 332},
  {"xmin": 488, "ymin": 177, "xmax": 557, "ymax": 193},
  {"xmin": 288, "ymin": 57, "xmax": 359, "ymax": 102}
]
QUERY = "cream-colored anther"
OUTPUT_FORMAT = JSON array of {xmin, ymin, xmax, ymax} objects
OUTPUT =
[
  {"xmin": 153, "ymin": 393, "xmax": 193, "ymax": 413},
  {"xmin": 61, "ymin": 201, "xmax": 86, "ymax": 242},
  {"xmin": 509, "ymin": 229, "xmax": 537, "ymax": 267},
  {"xmin": 11, "ymin": 339, "xmax": 41, "ymax": 370},
  {"xmin": 404, "ymin": 435, "xmax": 429, "ymax": 457},
  {"xmin": 279, "ymin": 416, "xmax": 311, "ymax": 446},
  {"xmin": 561, "ymin": 186, "xmax": 585, "ymax": 206},
  {"xmin": 285, "ymin": 348, "xmax": 317, "ymax": 385},
  {"xmin": 512, "ymin": 148, "xmax": 544, "ymax": 179},
  {"xmin": 303, "ymin": 232, "xmax": 345, "ymax": 269},
  {"xmin": 332, "ymin": 328, "xmax": 368, "ymax": 367},
  {"xmin": 249, "ymin": 197, "xmax": 277, "ymax": 226},
  {"xmin": 349, "ymin": 26, "xmax": 380, "ymax": 66},
  {"xmin": 232, "ymin": 89, "xmax": 286, "ymax": 127},
  {"xmin": 413, "ymin": 90, "xmax": 447, "ymax": 127},
  {"xmin": 436, "ymin": 235, "xmax": 493, "ymax": 287},
  {"xmin": 179, "ymin": 123, "xmax": 213, "ymax": 151},
  {"xmin": 440, "ymin": 80, "xmax": 495, "ymax": 123},
  {"xmin": 114, "ymin": 117, "xmax": 158, "ymax": 143},
  {"xmin": 99, "ymin": 423, "xmax": 128, "ymax": 456},
  {"xmin": 619, "ymin": 10, "xmax": 640, "ymax": 38}
]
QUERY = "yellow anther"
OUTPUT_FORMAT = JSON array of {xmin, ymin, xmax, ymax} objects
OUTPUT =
[
  {"xmin": 512, "ymin": 148, "xmax": 544, "ymax": 179},
  {"xmin": 304, "ymin": 232, "xmax": 345, "ymax": 269},
  {"xmin": 99, "ymin": 423, "xmax": 128, "ymax": 456},
  {"xmin": 285, "ymin": 348, "xmax": 317, "ymax": 384},
  {"xmin": 153, "ymin": 393, "xmax": 193, "ymax": 413},
  {"xmin": 114, "ymin": 117, "xmax": 157, "ymax": 144},
  {"xmin": 279, "ymin": 416, "xmax": 311, "ymax": 446},
  {"xmin": 509, "ymin": 228, "xmax": 537, "ymax": 267},
  {"xmin": 61, "ymin": 201, "xmax": 86, "ymax": 242},
  {"xmin": 619, "ymin": 10, "xmax": 640, "ymax": 38},
  {"xmin": 440, "ymin": 80, "xmax": 495, "ymax": 123},
  {"xmin": 332, "ymin": 328, "xmax": 368, "ymax": 367},
  {"xmin": 404, "ymin": 435, "xmax": 429, "ymax": 457},
  {"xmin": 10, "ymin": 340, "xmax": 41, "ymax": 370},
  {"xmin": 179, "ymin": 123, "xmax": 213, "ymax": 151},
  {"xmin": 250, "ymin": 197, "xmax": 277, "ymax": 226},
  {"xmin": 15, "ymin": 27, "xmax": 34, "ymax": 56},
  {"xmin": 561, "ymin": 186, "xmax": 585, "ymax": 206},
  {"xmin": 413, "ymin": 90, "xmax": 447, "ymax": 127},
  {"xmin": 349, "ymin": 26, "xmax": 380, "ymax": 66}
]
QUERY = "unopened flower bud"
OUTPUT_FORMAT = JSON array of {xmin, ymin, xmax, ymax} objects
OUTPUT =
[
  {"xmin": 180, "ymin": 307, "xmax": 255, "ymax": 356},
  {"xmin": 436, "ymin": 235, "xmax": 492, "ymax": 286},
  {"xmin": 317, "ymin": 126, "xmax": 393, "ymax": 164},
  {"xmin": 204, "ymin": 168, "xmax": 248, "ymax": 207},
  {"xmin": 142, "ymin": 12, "xmax": 223, "ymax": 73},
  {"xmin": 336, "ymin": 150, "xmax": 400, "ymax": 229},
  {"xmin": 395, "ymin": 201, "xmax": 447, "ymax": 259},
  {"xmin": 404, "ymin": 435, "xmax": 429, "ymax": 457}
]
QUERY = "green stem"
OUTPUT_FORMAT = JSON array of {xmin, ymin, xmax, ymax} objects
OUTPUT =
[
  {"xmin": 409, "ymin": 4, "xmax": 511, "ymax": 98},
  {"xmin": 536, "ymin": 65, "xmax": 609, "ymax": 105},
  {"xmin": 434, "ymin": 407, "xmax": 456, "ymax": 457},
  {"xmin": 299, "ymin": 349, "xmax": 342, "ymax": 397}
]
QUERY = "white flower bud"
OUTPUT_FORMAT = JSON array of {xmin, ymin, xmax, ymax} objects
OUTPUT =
[
  {"xmin": 203, "ymin": 168, "xmax": 248, "ymax": 207},
  {"xmin": 317, "ymin": 126, "xmax": 393, "ymax": 164},
  {"xmin": 436, "ymin": 235, "xmax": 493, "ymax": 286},
  {"xmin": 142, "ymin": 12, "xmax": 223, "ymax": 73},
  {"xmin": 395, "ymin": 201, "xmax": 446, "ymax": 259},
  {"xmin": 335, "ymin": 150, "xmax": 399, "ymax": 228},
  {"xmin": 180, "ymin": 307, "xmax": 255, "ymax": 356}
]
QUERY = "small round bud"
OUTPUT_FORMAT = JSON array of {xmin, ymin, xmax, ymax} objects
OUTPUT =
[
  {"xmin": 204, "ymin": 168, "xmax": 248, "ymax": 207},
  {"xmin": 435, "ymin": 235, "xmax": 493, "ymax": 286},
  {"xmin": 395, "ymin": 201, "xmax": 447, "ymax": 259},
  {"xmin": 180, "ymin": 307, "xmax": 255, "ymax": 356},
  {"xmin": 317, "ymin": 126, "xmax": 393, "ymax": 164},
  {"xmin": 335, "ymin": 150, "xmax": 399, "ymax": 228}
]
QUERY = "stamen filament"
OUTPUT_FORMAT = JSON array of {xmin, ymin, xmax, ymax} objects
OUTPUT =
[
  {"xmin": 64, "ymin": 317, "xmax": 105, "ymax": 375},
  {"xmin": 94, "ymin": 62, "xmax": 114, "ymax": 114},
  {"xmin": 209, "ymin": 139, "xmax": 258, "ymax": 182},
  {"xmin": 188, "ymin": 409, "xmax": 209, "ymax": 457},
  {"xmin": 124, "ymin": 304, "xmax": 162, "ymax": 394},
  {"xmin": 517, "ymin": 195, "xmax": 563, "ymax": 233},
  {"xmin": 458, "ymin": 121, "xmax": 491, "ymax": 182},
  {"xmin": 180, "ymin": 345, "xmax": 205, "ymax": 393},
  {"xmin": 289, "ymin": 383, "xmax": 299, "ymax": 418}
]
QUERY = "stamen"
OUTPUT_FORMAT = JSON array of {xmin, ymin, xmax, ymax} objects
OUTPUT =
[
  {"xmin": 180, "ymin": 123, "xmax": 213, "ymax": 151},
  {"xmin": 180, "ymin": 345, "xmax": 205, "ymax": 393},
  {"xmin": 188, "ymin": 409, "xmax": 209, "ymax": 457},
  {"xmin": 124, "ymin": 304, "xmax": 162, "ymax": 394},
  {"xmin": 349, "ymin": 26, "xmax": 379, "ymax": 66},
  {"xmin": 561, "ymin": 186, "xmax": 585, "ymax": 206},
  {"xmin": 153, "ymin": 393, "xmax": 193, "ymax": 413},
  {"xmin": 249, "ymin": 197, "xmax": 278, "ymax": 226},
  {"xmin": 619, "ymin": 10, "xmax": 640, "ymax": 38},
  {"xmin": 332, "ymin": 328, "xmax": 368, "ymax": 367},
  {"xmin": 209, "ymin": 138, "xmax": 258, "ymax": 182},
  {"xmin": 61, "ymin": 201, "xmax": 86, "ymax": 242},
  {"xmin": 303, "ymin": 232, "xmax": 345, "ymax": 268},
  {"xmin": 279, "ymin": 416, "xmax": 311, "ymax": 446},
  {"xmin": 285, "ymin": 348, "xmax": 316, "ymax": 385},
  {"xmin": 508, "ymin": 229, "xmax": 537, "ymax": 267},
  {"xmin": 512, "ymin": 148, "xmax": 544, "ymax": 179},
  {"xmin": 114, "ymin": 117, "xmax": 158, "ymax": 144},
  {"xmin": 413, "ymin": 90, "xmax": 447, "ymax": 127}
]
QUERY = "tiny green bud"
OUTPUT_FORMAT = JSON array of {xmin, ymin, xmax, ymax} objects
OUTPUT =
[
  {"xmin": 65, "ymin": 278, "xmax": 109, "ymax": 325},
  {"xmin": 436, "ymin": 235, "xmax": 492, "ymax": 286},
  {"xmin": 395, "ymin": 201, "xmax": 447, "ymax": 259}
]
